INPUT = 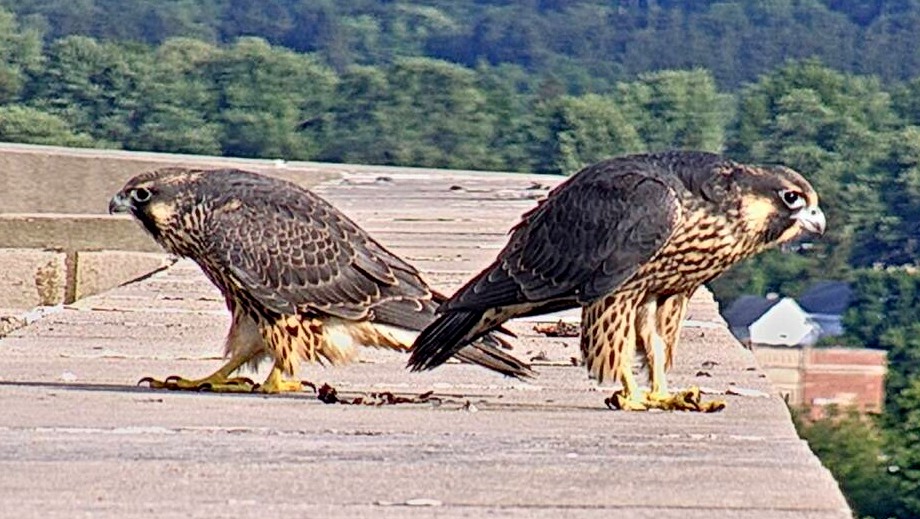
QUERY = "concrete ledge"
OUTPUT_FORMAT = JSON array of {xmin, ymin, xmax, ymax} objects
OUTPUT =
[
  {"xmin": 0, "ymin": 214, "xmax": 161, "ymax": 253},
  {"xmin": 0, "ymin": 248, "xmax": 66, "ymax": 308},
  {"xmin": 0, "ymin": 313, "xmax": 25, "ymax": 337},
  {"xmin": 71, "ymin": 250, "xmax": 173, "ymax": 302},
  {"xmin": 0, "ymin": 142, "xmax": 339, "ymax": 215},
  {"xmin": 0, "ymin": 305, "xmax": 62, "ymax": 339},
  {"xmin": 0, "ymin": 248, "xmax": 171, "ymax": 310}
]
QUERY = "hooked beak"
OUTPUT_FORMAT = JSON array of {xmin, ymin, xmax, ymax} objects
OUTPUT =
[
  {"xmin": 108, "ymin": 192, "xmax": 131, "ymax": 214},
  {"xmin": 792, "ymin": 205, "xmax": 826, "ymax": 235}
]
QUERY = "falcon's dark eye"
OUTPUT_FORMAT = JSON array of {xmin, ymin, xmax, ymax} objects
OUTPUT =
[
  {"xmin": 779, "ymin": 189, "xmax": 805, "ymax": 210},
  {"xmin": 131, "ymin": 188, "xmax": 152, "ymax": 204}
]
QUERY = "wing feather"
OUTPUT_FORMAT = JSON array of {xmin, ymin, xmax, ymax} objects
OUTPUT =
[
  {"xmin": 410, "ymin": 159, "xmax": 685, "ymax": 373},
  {"xmin": 201, "ymin": 172, "xmax": 429, "ymax": 322},
  {"xmin": 443, "ymin": 161, "xmax": 683, "ymax": 312}
]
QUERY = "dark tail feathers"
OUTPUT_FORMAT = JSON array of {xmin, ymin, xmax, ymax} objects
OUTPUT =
[
  {"xmin": 408, "ymin": 310, "xmax": 533, "ymax": 379},
  {"xmin": 455, "ymin": 336, "xmax": 534, "ymax": 379}
]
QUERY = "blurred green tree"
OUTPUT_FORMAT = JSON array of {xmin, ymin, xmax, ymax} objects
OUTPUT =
[
  {"xmin": 206, "ymin": 37, "xmax": 337, "ymax": 160},
  {"xmin": 794, "ymin": 407, "xmax": 901, "ymax": 519},
  {"xmin": 128, "ymin": 38, "xmax": 222, "ymax": 155},
  {"xmin": 0, "ymin": 7, "xmax": 43, "ymax": 103},
  {"xmin": 0, "ymin": 104, "xmax": 96, "ymax": 147},
  {"xmin": 531, "ymin": 93, "xmax": 643, "ymax": 175}
]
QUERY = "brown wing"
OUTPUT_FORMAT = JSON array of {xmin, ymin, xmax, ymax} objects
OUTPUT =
[
  {"xmin": 200, "ymin": 171, "xmax": 429, "ymax": 323},
  {"xmin": 410, "ymin": 158, "xmax": 685, "ymax": 372},
  {"xmin": 206, "ymin": 173, "xmax": 533, "ymax": 378},
  {"xmin": 444, "ymin": 160, "xmax": 684, "ymax": 312}
]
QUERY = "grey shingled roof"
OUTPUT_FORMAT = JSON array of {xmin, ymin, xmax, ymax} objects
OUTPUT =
[
  {"xmin": 798, "ymin": 280, "xmax": 853, "ymax": 315},
  {"xmin": 722, "ymin": 294, "xmax": 782, "ymax": 327}
]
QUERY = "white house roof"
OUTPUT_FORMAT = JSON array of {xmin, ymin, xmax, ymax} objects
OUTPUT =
[{"xmin": 749, "ymin": 297, "xmax": 821, "ymax": 346}]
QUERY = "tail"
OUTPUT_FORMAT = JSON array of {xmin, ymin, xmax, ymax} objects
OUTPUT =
[
  {"xmin": 409, "ymin": 309, "xmax": 534, "ymax": 378},
  {"xmin": 455, "ymin": 333, "xmax": 534, "ymax": 379}
]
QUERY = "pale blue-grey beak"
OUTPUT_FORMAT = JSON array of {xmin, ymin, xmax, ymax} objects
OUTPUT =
[
  {"xmin": 793, "ymin": 205, "xmax": 826, "ymax": 235},
  {"xmin": 108, "ymin": 192, "xmax": 131, "ymax": 214}
]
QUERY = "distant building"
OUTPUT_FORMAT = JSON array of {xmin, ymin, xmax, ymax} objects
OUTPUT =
[
  {"xmin": 723, "ymin": 281, "xmax": 884, "ymax": 418},
  {"xmin": 722, "ymin": 294, "xmax": 780, "ymax": 344},
  {"xmin": 752, "ymin": 346, "xmax": 886, "ymax": 419},
  {"xmin": 748, "ymin": 297, "xmax": 821, "ymax": 346},
  {"xmin": 723, "ymin": 281, "xmax": 853, "ymax": 345},
  {"xmin": 797, "ymin": 280, "xmax": 853, "ymax": 339}
]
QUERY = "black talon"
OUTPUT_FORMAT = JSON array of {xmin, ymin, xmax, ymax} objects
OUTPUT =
[
  {"xmin": 138, "ymin": 377, "xmax": 156, "ymax": 387},
  {"xmin": 197, "ymin": 383, "xmax": 213, "ymax": 392},
  {"xmin": 164, "ymin": 375, "xmax": 183, "ymax": 384}
]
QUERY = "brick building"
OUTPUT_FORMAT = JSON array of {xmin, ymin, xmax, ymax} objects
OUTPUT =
[{"xmin": 752, "ymin": 345, "xmax": 887, "ymax": 419}]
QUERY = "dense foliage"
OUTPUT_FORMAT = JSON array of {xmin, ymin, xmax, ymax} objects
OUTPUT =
[
  {"xmin": 796, "ymin": 391, "xmax": 920, "ymax": 518},
  {"xmin": 5, "ymin": 0, "xmax": 920, "ymax": 90},
  {"xmin": 0, "ymin": 3, "xmax": 919, "ymax": 514},
  {"xmin": 794, "ymin": 408, "xmax": 902, "ymax": 519}
]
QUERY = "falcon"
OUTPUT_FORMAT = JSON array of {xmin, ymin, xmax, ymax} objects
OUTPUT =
[
  {"xmin": 408, "ymin": 151, "xmax": 825, "ymax": 411},
  {"xmin": 108, "ymin": 167, "xmax": 532, "ymax": 393}
]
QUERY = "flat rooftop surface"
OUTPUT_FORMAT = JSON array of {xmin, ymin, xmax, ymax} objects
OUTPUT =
[{"xmin": 0, "ymin": 165, "xmax": 850, "ymax": 518}]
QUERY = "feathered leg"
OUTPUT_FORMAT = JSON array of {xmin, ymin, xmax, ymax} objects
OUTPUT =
[
  {"xmin": 254, "ymin": 314, "xmax": 325, "ymax": 393},
  {"xmin": 637, "ymin": 292, "xmax": 724, "ymax": 412},
  {"xmin": 651, "ymin": 292, "xmax": 689, "ymax": 394},
  {"xmin": 582, "ymin": 293, "xmax": 646, "ymax": 411}
]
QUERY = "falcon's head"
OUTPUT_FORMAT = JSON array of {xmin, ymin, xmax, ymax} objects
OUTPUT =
[
  {"xmin": 108, "ymin": 167, "xmax": 207, "ymax": 252},
  {"xmin": 732, "ymin": 163, "xmax": 826, "ymax": 246}
]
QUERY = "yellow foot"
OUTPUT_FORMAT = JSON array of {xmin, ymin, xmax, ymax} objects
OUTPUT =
[
  {"xmin": 604, "ymin": 390, "xmax": 649, "ymax": 411},
  {"xmin": 645, "ymin": 386, "xmax": 726, "ymax": 412},
  {"xmin": 252, "ymin": 379, "xmax": 314, "ymax": 394},
  {"xmin": 604, "ymin": 386, "xmax": 725, "ymax": 412},
  {"xmin": 138, "ymin": 375, "xmax": 256, "ymax": 393},
  {"xmin": 251, "ymin": 367, "xmax": 315, "ymax": 394}
]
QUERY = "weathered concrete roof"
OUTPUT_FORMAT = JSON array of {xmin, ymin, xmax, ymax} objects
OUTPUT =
[{"xmin": 0, "ymin": 163, "xmax": 850, "ymax": 518}]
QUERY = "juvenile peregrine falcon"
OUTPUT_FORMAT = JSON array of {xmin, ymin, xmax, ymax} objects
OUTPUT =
[
  {"xmin": 109, "ymin": 167, "xmax": 531, "ymax": 393},
  {"xmin": 409, "ymin": 151, "xmax": 825, "ymax": 411}
]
